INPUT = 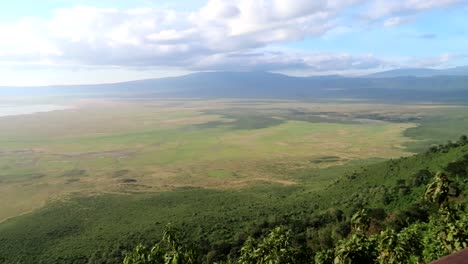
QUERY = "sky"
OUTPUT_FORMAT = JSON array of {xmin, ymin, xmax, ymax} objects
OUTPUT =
[{"xmin": 0, "ymin": 0, "xmax": 467, "ymax": 86}]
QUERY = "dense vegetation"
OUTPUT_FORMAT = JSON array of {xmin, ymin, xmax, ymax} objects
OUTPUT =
[
  {"xmin": 0, "ymin": 136, "xmax": 467, "ymax": 263},
  {"xmin": 124, "ymin": 136, "xmax": 468, "ymax": 263}
]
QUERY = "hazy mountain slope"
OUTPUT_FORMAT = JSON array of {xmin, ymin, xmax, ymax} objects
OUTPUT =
[
  {"xmin": 367, "ymin": 66, "xmax": 468, "ymax": 78},
  {"xmin": 1, "ymin": 71, "xmax": 468, "ymax": 103}
]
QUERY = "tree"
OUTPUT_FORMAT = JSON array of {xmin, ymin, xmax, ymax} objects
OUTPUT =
[
  {"xmin": 333, "ymin": 210, "xmax": 376, "ymax": 264},
  {"xmin": 332, "ymin": 171, "xmax": 467, "ymax": 264},
  {"xmin": 315, "ymin": 249, "xmax": 334, "ymax": 264},
  {"xmin": 377, "ymin": 227, "xmax": 421, "ymax": 264},
  {"xmin": 350, "ymin": 209, "xmax": 370, "ymax": 234},
  {"xmin": 445, "ymin": 155, "xmax": 468, "ymax": 178},
  {"xmin": 123, "ymin": 224, "xmax": 196, "ymax": 264},
  {"xmin": 458, "ymin": 135, "xmax": 468, "ymax": 145},
  {"xmin": 411, "ymin": 169, "xmax": 433, "ymax": 187},
  {"xmin": 123, "ymin": 244, "xmax": 161, "ymax": 264},
  {"xmin": 424, "ymin": 172, "xmax": 453, "ymax": 210},
  {"xmin": 333, "ymin": 233, "xmax": 377, "ymax": 264},
  {"xmin": 237, "ymin": 226, "xmax": 308, "ymax": 264}
]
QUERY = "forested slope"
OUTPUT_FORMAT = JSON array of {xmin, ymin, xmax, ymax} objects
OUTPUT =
[{"xmin": 123, "ymin": 136, "xmax": 468, "ymax": 263}]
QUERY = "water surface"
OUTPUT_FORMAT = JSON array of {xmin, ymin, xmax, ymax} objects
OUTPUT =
[{"xmin": 0, "ymin": 104, "xmax": 70, "ymax": 117}]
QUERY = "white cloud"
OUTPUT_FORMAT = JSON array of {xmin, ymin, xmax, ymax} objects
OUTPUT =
[
  {"xmin": 383, "ymin": 16, "xmax": 413, "ymax": 27},
  {"xmin": 366, "ymin": 0, "xmax": 468, "ymax": 19},
  {"xmin": 0, "ymin": 1, "xmax": 365, "ymax": 71},
  {"xmin": 412, "ymin": 53, "xmax": 465, "ymax": 67},
  {"xmin": 191, "ymin": 49, "xmax": 386, "ymax": 72},
  {"xmin": 0, "ymin": 0, "xmax": 466, "ymax": 77},
  {"xmin": 0, "ymin": 20, "xmax": 61, "ymax": 60}
]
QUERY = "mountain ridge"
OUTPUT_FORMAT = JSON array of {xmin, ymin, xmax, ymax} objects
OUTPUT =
[
  {"xmin": 366, "ymin": 65, "xmax": 468, "ymax": 78},
  {"xmin": 1, "ymin": 70, "xmax": 468, "ymax": 103},
  {"xmin": 2, "ymin": 66, "xmax": 468, "ymax": 89}
]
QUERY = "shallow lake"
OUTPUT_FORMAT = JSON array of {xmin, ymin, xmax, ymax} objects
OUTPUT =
[{"xmin": 0, "ymin": 104, "xmax": 70, "ymax": 117}]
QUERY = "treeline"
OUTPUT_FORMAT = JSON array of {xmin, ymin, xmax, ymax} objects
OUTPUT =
[
  {"xmin": 123, "ymin": 137, "xmax": 468, "ymax": 263},
  {"xmin": 428, "ymin": 135, "xmax": 468, "ymax": 153}
]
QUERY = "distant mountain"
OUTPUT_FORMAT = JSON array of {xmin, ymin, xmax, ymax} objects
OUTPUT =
[
  {"xmin": 1, "ymin": 71, "xmax": 468, "ymax": 103},
  {"xmin": 367, "ymin": 66, "xmax": 468, "ymax": 78}
]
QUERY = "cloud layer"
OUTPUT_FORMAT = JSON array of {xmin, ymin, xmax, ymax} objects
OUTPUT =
[{"xmin": 0, "ymin": 0, "xmax": 466, "ymax": 74}]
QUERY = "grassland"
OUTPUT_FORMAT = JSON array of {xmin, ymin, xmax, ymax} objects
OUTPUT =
[
  {"xmin": 0, "ymin": 99, "xmax": 426, "ymax": 222},
  {"xmin": 1, "ymin": 99, "xmax": 468, "ymax": 222}
]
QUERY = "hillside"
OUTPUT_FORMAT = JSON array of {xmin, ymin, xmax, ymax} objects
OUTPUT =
[
  {"xmin": 0, "ymin": 137, "xmax": 467, "ymax": 263},
  {"xmin": 367, "ymin": 66, "xmax": 468, "ymax": 78},
  {"xmin": 1, "ymin": 72, "xmax": 468, "ymax": 103}
]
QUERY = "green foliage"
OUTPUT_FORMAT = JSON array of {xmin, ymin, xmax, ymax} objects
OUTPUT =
[
  {"xmin": 411, "ymin": 169, "xmax": 433, "ymax": 187},
  {"xmin": 418, "ymin": 207, "xmax": 468, "ymax": 262},
  {"xmin": 124, "ymin": 225, "xmax": 196, "ymax": 264},
  {"xmin": 331, "ymin": 170, "xmax": 468, "ymax": 264},
  {"xmin": 420, "ymin": 206, "xmax": 468, "ymax": 261},
  {"xmin": 377, "ymin": 227, "xmax": 421, "ymax": 264},
  {"xmin": 123, "ymin": 244, "xmax": 160, "ymax": 264},
  {"xmin": 445, "ymin": 154, "xmax": 468, "ymax": 178},
  {"xmin": 124, "ymin": 225, "xmax": 313, "ymax": 264},
  {"xmin": 333, "ymin": 234, "xmax": 377, "ymax": 264},
  {"xmin": 237, "ymin": 226, "xmax": 310, "ymax": 264},
  {"xmin": 350, "ymin": 209, "xmax": 370, "ymax": 234},
  {"xmin": 424, "ymin": 172, "xmax": 454, "ymax": 210},
  {"xmin": 315, "ymin": 249, "xmax": 335, "ymax": 264},
  {"xmin": 459, "ymin": 135, "xmax": 468, "ymax": 145}
]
